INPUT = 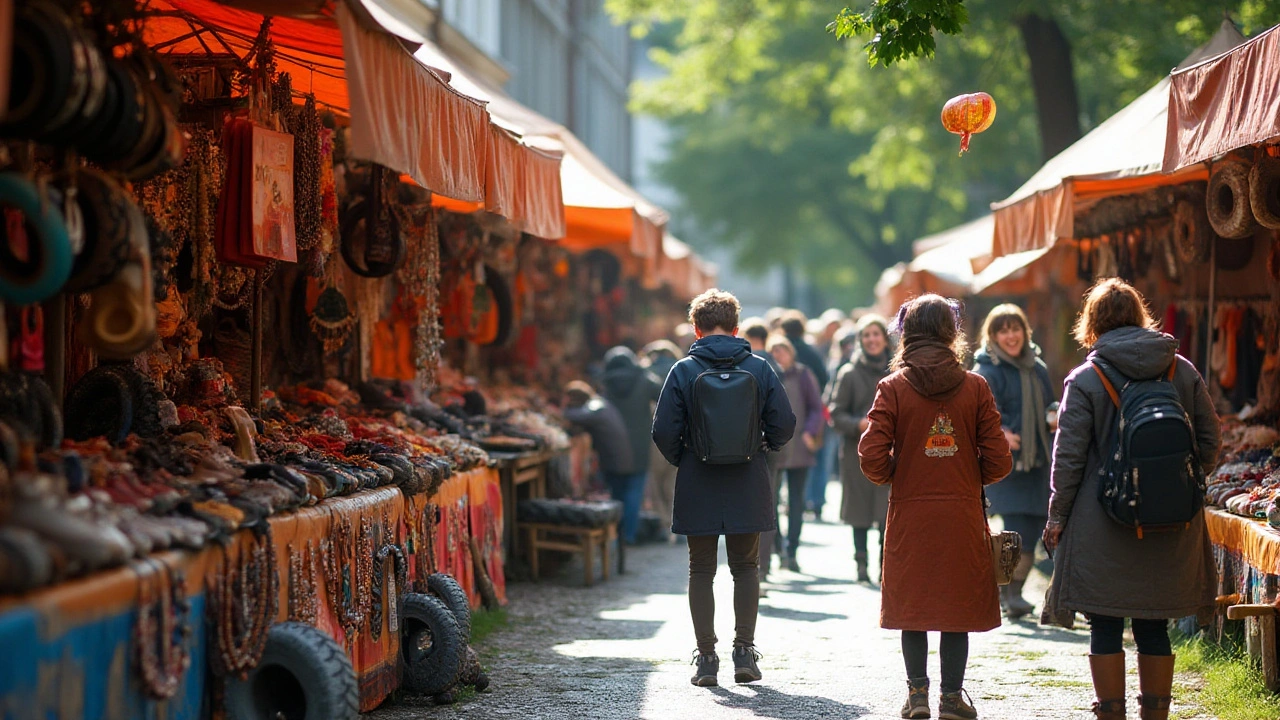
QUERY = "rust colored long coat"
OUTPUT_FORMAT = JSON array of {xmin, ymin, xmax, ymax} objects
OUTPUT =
[{"xmin": 858, "ymin": 370, "xmax": 1013, "ymax": 632}]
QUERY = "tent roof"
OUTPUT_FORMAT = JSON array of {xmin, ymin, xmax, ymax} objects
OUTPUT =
[{"xmin": 990, "ymin": 20, "xmax": 1245, "ymax": 257}]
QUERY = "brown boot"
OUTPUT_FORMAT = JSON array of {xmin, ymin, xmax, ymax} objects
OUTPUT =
[
  {"xmin": 855, "ymin": 552, "xmax": 870, "ymax": 583},
  {"xmin": 1137, "ymin": 654, "xmax": 1174, "ymax": 720},
  {"xmin": 1089, "ymin": 653, "xmax": 1127, "ymax": 719}
]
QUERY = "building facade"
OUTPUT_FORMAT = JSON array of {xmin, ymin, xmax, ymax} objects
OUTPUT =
[{"xmin": 433, "ymin": 0, "xmax": 633, "ymax": 181}]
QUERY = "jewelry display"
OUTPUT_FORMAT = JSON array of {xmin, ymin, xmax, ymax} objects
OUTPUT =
[
  {"xmin": 134, "ymin": 558, "xmax": 192, "ymax": 700},
  {"xmin": 287, "ymin": 539, "xmax": 319, "ymax": 626},
  {"xmin": 207, "ymin": 527, "xmax": 277, "ymax": 679}
]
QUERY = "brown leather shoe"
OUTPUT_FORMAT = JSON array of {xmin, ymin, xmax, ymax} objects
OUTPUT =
[
  {"xmin": 901, "ymin": 677, "xmax": 930, "ymax": 719},
  {"xmin": 1137, "ymin": 654, "xmax": 1175, "ymax": 720},
  {"xmin": 1089, "ymin": 653, "xmax": 1127, "ymax": 719}
]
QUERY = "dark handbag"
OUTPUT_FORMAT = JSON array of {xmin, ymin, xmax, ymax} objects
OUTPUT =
[{"xmin": 984, "ymin": 490, "xmax": 1021, "ymax": 586}]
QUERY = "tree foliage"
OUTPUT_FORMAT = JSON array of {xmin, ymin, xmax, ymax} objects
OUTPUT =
[
  {"xmin": 608, "ymin": 0, "xmax": 1280, "ymax": 307},
  {"xmin": 828, "ymin": 1, "xmax": 969, "ymax": 67}
]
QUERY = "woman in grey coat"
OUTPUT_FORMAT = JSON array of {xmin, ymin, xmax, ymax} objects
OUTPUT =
[
  {"xmin": 1042, "ymin": 279, "xmax": 1219, "ymax": 720},
  {"xmin": 972, "ymin": 304, "xmax": 1057, "ymax": 619},
  {"xmin": 828, "ymin": 314, "xmax": 892, "ymax": 583}
]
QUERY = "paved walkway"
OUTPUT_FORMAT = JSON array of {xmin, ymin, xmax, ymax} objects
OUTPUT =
[{"xmin": 370, "ymin": 504, "xmax": 1211, "ymax": 719}]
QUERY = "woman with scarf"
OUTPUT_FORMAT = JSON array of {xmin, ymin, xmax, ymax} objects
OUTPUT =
[
  {"xmin": 859, "ymin": 295, "xmax": 1011, "ymax": 720},
  {"xmin": 829, "ymin": 314, "xmax": 893, "ymax": 583},
  {"xmin": 971, "ymin": 304, "xmax": 1057, "ymax": 620}
]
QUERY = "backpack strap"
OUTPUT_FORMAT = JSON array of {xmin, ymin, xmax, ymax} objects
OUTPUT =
[
  {"xmin": 1165, "ymin": 361, "xmax": 1176, "ymax": 381},
  {"xmin": 1091, "ymin": 362, "xmax": 1121, "ymax": 408}
]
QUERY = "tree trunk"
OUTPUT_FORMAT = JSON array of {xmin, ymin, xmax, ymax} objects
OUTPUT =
[{"xmin": 1018, "ymin": 13, "xmax": 1082, "ymax": 161}]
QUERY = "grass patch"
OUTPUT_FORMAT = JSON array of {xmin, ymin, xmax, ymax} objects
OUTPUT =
[
  {"xmin": 1033, "ymin": 678, "xmax": 1090, "ymax": 689},
  {"xmin": 1174, "ymin": 634, "xmax": 1280, "ymax": 720},
  {"xmin": 470, "ymin": 608, "xmax": 509, "ymax": 644},
  {"xmin": 1028, "ymin": 666, "xmax": 1059, "ymax": 676}
]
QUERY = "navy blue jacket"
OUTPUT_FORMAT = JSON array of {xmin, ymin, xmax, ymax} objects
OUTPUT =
[
  {"xmin": 652, "ymin": 334, "xmax": 796, "ymax": 535},
  {"xmin": 972, "ymin": 346, "xmax": 1056, "ymax": 516}
]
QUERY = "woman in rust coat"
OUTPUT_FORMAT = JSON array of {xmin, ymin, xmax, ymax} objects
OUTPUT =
[{"xmin": 859, "ymin": 295, "xmax": 1012, "ymax": 720}]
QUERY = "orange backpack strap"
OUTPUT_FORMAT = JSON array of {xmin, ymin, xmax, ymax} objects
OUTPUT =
[
  {"xmin": 1092, "ymin": 364, "xmax": 1121, "ymax": 408},
  {"xmin": 1166, "ymin": 361, "xmax": 1177, "ymax": 381}
]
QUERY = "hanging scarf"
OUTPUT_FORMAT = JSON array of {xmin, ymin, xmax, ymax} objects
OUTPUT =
[
  {"xmin": 990, "ymin": 342, "xmax": 1050, "ymax": 472},
  {"xmin": 855, "ymin": 348, "xmax": 890, "ymax": 374}
]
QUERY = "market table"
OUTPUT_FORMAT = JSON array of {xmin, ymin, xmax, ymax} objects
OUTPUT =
[
  {"xmin": 0, "ymin": 467, "xmax": 503, "ymax": 719},
  {"xmin": 1204, "ymin": 506, "xmax": 1280, "ymax": 690},
  {"xmin": 489, "ymin": 448, "xmax": 558, "ymax": 567}
]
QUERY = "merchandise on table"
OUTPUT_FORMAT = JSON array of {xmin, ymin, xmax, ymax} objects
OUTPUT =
[{"xmin": 1203, "ymin": 418, "xmax": 1280, "ymax": 525}]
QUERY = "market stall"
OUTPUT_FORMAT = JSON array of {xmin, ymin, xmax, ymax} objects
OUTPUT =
[{"xmin": 0, "ymin": 0, "xmax": 595, "ymax": 717}]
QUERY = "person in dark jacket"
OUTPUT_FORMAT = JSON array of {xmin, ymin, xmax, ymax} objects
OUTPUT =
[
  {"xmin": 971, "ymin": 304, "xmax": 1057, "ymax": 620},
  {"xmin": 652, "ymin": 289, "xmax": 796, "ymax": 688},
  {"xmin": 743, "ymin": 318, "xmax": 784, "ymax": 586},
  {"xmin": 1042, "ymin": 279, "xmax": 1219, "ymax": 720},
  {"xmin": 780, "ymin": 311, "xmax": 830, "ymax": 390},
  {"xmin": 641, "ymin": 339, "xmax": 683, "ymax": 383},
  {"xmin": 601, "ymin": 347, "xmax": 664, "ymax": 544},
  {"xmin": 563, "ymin": 381, "xmax": 637, "ymax": 483},
  {"xmin": 768, "ymin": 335, "xmax": 823, "ymax": 573},
  {"xmin": 808, "ymin": 329, "xmax": 858, "ymax": 520},
  {"xmin": 829, "ymin": 314, "xmax": 892, "ymax": 583}
]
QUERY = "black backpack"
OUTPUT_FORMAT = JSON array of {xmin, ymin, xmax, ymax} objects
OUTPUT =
[
  {"xmin": 687, "ymin": 355, "xmax": 762, "ymax": 464},
  {"xmin": 1091, "ymin": 357, "xmax": 1204, "ymax": 538}
]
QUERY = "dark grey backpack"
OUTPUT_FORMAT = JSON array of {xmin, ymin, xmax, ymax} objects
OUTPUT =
[
  {"xmin": 687, "ymin": 356, "xmax": 762, "ymax": 464},
  {"xmin": 1091, "ymin": 357, "xmax": 1204, "ymax": 538}
]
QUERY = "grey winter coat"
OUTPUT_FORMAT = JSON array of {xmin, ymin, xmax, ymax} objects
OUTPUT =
[
  {"xmin": 1042, "ymin": 327, "xmax": 1220, "ymax": 628},
  {"xmin": 830, "ymin": 357, "xmax": 891, "ymax": 528},
  {"xmin": 972, "ymin": 346, "xmax": 1055, "ymax": 517},
  {"xmin": 601, "ymin": 347, "xmax": 663, "ymax": 474},
  {"xmin": 652, "ymin": 334, "xmax": 796, "ymax": 535}
]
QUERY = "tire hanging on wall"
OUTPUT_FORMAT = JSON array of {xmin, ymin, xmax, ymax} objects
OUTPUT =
[
  {"xmin": 1249, "ymin": 154, "xmax": 1280, "ymax": 230},
  {"xmin": 400, "ymin": 592, "xmax": 465, "ymax": 695},
  {"xmin": 426, "ymin": 573, "xmax": 472, "ymax": 644},
  {"xmin": 224, "ymin": 621, "xmax": 359, "ymax": 720},
  {"xmin": 1206, "ymin": 160, "xmax": 1259, "ymax": 239},
  {"xmin": 1172, "ymin": 199, "xmax": 1210, "ymax": 265}
]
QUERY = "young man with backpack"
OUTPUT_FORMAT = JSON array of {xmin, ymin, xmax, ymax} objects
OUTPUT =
[{"xmin": 652, "ymin": 289, "xmax": 797, "ymax": 688}]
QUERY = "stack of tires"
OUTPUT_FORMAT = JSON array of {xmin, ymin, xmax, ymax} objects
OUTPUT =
[
  {"xmin": 224, "ymin": 572, "xmax": 489, "ymax": 719},
  {"xmin": 516, "ymin": 498, "xmax": 623, "ymax": 528},
  {"xmin": 1185, "ymin": 153, "xmax": 1280, "ymax": 272}
]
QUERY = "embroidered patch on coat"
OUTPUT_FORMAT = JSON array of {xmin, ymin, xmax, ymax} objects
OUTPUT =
[{"xmin": 925, "ymin": 409, "xmax": 959, "ymax": 457}]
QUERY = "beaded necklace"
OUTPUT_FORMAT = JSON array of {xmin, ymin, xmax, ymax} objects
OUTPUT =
[
  {"xmin": 134, "ymin": 558, "xmax": 192, "ymax": 699},
  {"xmin": 207, "ymin": 527, "xmax": 278, "ymax": 679},
  {"xmin": 320, "ymin": 514, "xmax": 375, "ymax": 647},
  {"xmin": 287, "ymin": 539, "xmax": 320, "ymax": 625}
]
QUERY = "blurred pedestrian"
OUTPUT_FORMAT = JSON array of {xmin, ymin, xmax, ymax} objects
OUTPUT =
[
  {"xmin": 674, "ymin": 323, "xmax": 698, "ymax": 353},
  {"xmin": 652, "ymin": 290, "xmax": 795, "ymax": 687},
  {"xmin": 640, "ymin": 340, "xmax": 684, "ymax": 544},
  {"xmin": 562, "ymin": 381, "xmax": 637, "ymax": 517},
  {"xmin": 830, "ymin": 314, "xmax": 892, "ymax": 583},
  {"xmin": 971, "ymin": 304, "xmax": 1056, "ymax": 619},
  {"xmin": 1042, "ymin": 279, "xmax": 1219, "ymax": 720},
  {"xmin": 859, "ymin": 294, "xmax": 1012, "ymax": 720},
  {"xmin": 600, "ymin": 347, "xmax": 663, "ymax": 545},
  {"xmin": 780, "ymin": 311, "xmax": 830, "ymax": 390},
  {"xmin": 768, "ymin": 335, "xmax": 823, "ymax": 572},
  {"xmin": 808, "ymin": 329, "xmax": 859, "ymax": 520},
  {"xmin": 743, "ymin": 318, "xmax": 784, "ymax": 586}
]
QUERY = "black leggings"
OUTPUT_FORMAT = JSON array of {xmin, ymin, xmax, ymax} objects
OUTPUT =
[
  {"xmin": 1089, "ymin": 615, "xmax": 1172, "ymax": 656},
  {"xmin": 902, "ymin": 631, "xmax": 969, "ymax": 693}
]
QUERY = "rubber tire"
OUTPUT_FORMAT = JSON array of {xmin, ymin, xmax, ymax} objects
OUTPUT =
[
  {"xmin": 224, "ymin": 622, "xmax": 358, "ymax": 720},
  {"xmin": 1249, "ymin": 155, "xmax": 1280, "ymax": 230},
  {"xmin": 400, "ymin": 592, "xmax": 465, "ymax": 696},
  {"xmin": 1172, "ymin": 199, "xmax": 1210, "ymax": 264},
  {"xmin": 64, "ymin": 365, "xmax": 133, "ymax": 443},
  {"xmin": 1206, "ymin": 160, "xmax": 1259, "ymax": 239},
  {"xmin": 427, "ymin": 573, "xmax": 472, "ymax": 644}
]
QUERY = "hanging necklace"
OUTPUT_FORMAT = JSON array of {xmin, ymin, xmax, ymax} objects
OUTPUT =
[
  {"xmin": 135, "ymin": 558, "xmax": 192, "ymax": 700},
  {"xmin": 370, "ymin": 509, "xmax": 406, "ymax": 642},
  {"xmin": 287, "ymin": 539, "xmax": 319, "ymax": 625},
  {"xmin": 207, "ymin": 527, "xmax": 278, "ymax": 679}
]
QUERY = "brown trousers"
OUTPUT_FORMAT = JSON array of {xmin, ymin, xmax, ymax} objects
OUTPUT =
[{"xmin": 687, "ymin": 533, "xmax": 761, "ymax": 653}]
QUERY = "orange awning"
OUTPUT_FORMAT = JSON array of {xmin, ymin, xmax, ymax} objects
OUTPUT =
[
  {"xmin": 413, "ymin": 38, "xmax": 665, "ymax": 255},
  {"xmin": 1165, "ymin": 23, "xmax": 1280, "ymax": 172},
  {"xmin": 992, "ymin": 21, "xmax": 1244, "ymax": 257}
]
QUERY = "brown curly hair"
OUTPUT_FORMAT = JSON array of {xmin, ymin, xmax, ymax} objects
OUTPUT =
[
  {"xmin": 688, "ymin": 289, "xmax": 741, "ymax": 334},
  {"xmin": 1073, "ymin": 278, "xmax": 1157, "ymax": 348}
]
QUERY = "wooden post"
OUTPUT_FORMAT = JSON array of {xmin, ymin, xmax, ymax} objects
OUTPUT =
[
  {"xmin": 1227, "ymin": 604, "xmax": 1279, "ymax": 691},
  {"xmin": 43, "ymin": 294, "xmax": 66, "ymax": 404},
  {"xmin": 250, "ymin": 273, "xmax": 263, "ymax": 412}
]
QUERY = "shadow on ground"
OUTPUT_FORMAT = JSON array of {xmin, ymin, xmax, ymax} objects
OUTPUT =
[{"xmin": 709, "ymin": 685, "xmax": 872, "ymax": 719}]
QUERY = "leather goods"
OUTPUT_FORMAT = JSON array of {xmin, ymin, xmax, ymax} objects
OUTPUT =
[
  {"xmin": 0, "ymin": 171, "xmax": 73, "ymax": 305},
  {"xmin": 984, "ymin": 490, "xmax": 1021, "ymax": 585}
]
